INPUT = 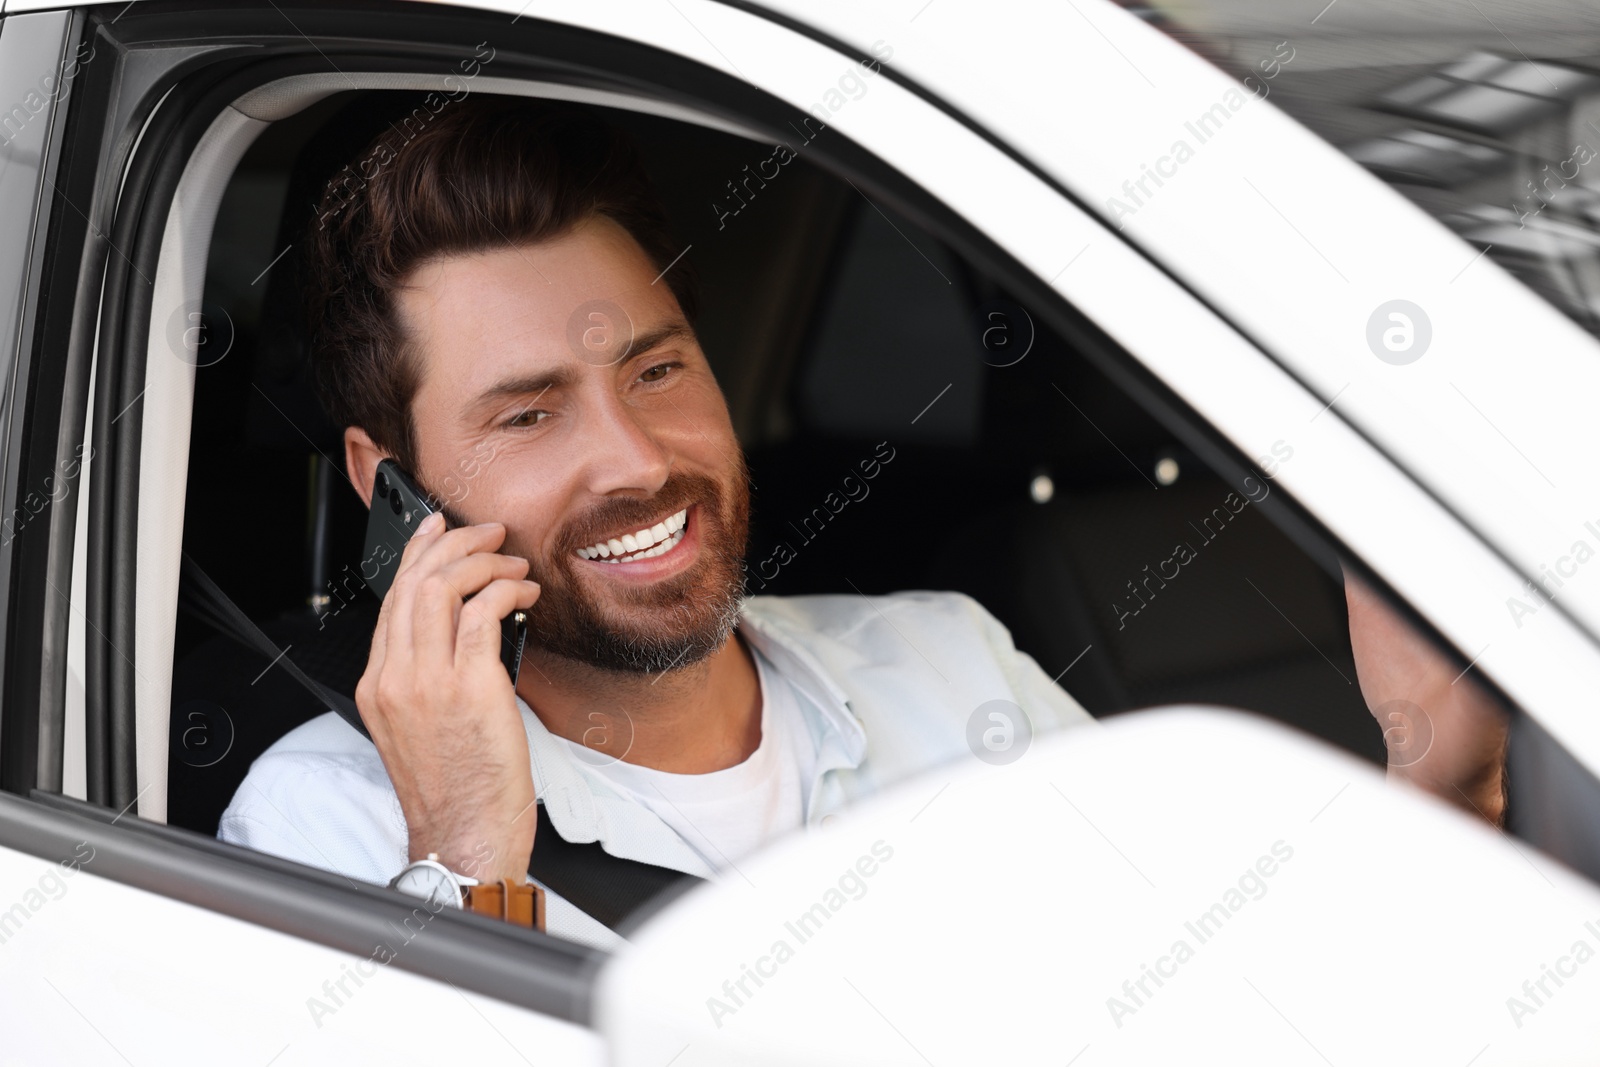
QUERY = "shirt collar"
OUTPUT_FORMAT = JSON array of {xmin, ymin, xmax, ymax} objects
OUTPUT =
[
  {"xmin": 735, "ymin": 598, "xmax": 867, "ymax": 773},
  {"xmin": 519, "ymin": 598, "xmax": 868, "ymax": 870}
]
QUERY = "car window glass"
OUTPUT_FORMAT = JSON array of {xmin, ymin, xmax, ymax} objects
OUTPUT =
[
  {"xmin": 1122, "ymin": 0, "xmax": 1600, "ymax": 346},
  {"xmin": 173, "ymin": 87, "xmax": 1542, "ymax": 937}
]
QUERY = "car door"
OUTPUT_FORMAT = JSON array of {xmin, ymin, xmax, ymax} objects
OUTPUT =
[
  {"xmin": 0, "ymin": 4, "xmax": 774, "ymax": 1062},
  {"xmin": 3, "ymin": 0, "xmax": 1600, "ymax": 1063}
]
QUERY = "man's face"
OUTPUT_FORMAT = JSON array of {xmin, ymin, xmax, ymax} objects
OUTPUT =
[{"xmin": 394, "ymin": 215, "xmax": 750, "ymax": 673}]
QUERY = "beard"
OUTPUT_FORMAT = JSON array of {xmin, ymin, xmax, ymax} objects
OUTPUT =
[{"xmin": 496, "ymin": 458, "xmax": 752, "ymax": 674}]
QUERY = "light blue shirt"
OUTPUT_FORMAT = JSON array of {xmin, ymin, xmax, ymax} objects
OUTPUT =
[{"xmin": 218, "ymin": 591, "xmax": 1095, "ymax": 949}]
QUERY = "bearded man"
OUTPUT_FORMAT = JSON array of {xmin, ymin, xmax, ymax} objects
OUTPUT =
[
  {"xmin": 219, "ymin": 97, "xmax": 1508, "ymax": 949},
  {"xmin": 217, "ymin": 97, "xmax": 1095, "ymax": 948}
]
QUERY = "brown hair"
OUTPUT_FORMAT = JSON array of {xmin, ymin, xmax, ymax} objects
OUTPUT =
[{"xmin": 304, "ymin": 95, "xmax": 698, "ymax": 474}]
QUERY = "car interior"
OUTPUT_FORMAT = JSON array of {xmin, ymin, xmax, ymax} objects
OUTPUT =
[{"xmin": 165, "ymin": 87, "xmax": 1385, "ymax": 842}]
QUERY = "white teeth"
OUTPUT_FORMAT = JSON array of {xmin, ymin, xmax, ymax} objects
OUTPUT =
[
  {"xmin": 585, "ymin": 525, "xmax": 686, "ymax": 564},
  {"xmin": 577, "ymin": 508, "xmax": 691, "ymax": 562}
]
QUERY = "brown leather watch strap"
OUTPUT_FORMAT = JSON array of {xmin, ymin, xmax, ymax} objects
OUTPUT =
[{"xmin": 462, "ymin": 879, "xmax": 547, "ymax": 931}]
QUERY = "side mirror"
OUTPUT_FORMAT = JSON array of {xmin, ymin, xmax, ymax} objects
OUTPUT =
[{"xmin": 600, "ymin": 707, "xmax": 1600, "ymax": 1064}]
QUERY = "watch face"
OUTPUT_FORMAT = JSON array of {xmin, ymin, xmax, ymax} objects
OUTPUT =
[{"xmin": 392, "ymin": 862, "xmax": 461, "ymax": 909}]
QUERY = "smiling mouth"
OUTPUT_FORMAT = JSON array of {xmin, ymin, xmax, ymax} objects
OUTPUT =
[{"xmin": 575, "ymin": 507, "xmax": 689, "ymax": 563}]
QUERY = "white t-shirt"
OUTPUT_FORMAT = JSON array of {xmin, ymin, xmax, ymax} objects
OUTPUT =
[{"xmin": 553, "ymin": 647, "xmax": 817, "ymax": 871}]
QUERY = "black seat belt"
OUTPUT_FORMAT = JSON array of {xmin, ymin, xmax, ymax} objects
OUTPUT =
[
  {"xmin": 179, "ymin": 552, "xmax": 703, "ymax": 931},
  {"xmin": 181, "ymin": 554, "xmax": 379, "ymax": 744}
]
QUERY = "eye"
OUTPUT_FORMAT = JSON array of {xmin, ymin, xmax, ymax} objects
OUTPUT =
[
  {"xmin": 505, "ymin": 408, "xmax": 550, "ymax": 429},
  {"xmin": 638, "ymin": 361, "xmax": 678, "ymax": 384}
]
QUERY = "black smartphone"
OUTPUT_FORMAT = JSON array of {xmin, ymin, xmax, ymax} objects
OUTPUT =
[{"xmin": 362, "ymin": 458, "xmax": 528, "ymax": 684}]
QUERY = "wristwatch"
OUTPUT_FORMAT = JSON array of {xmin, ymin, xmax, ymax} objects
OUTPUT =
[
  {"xmin": 389, "ymin": 853, "xmax": 546, "ymax": 931},
  {"xmin": 390, "ymin": 853, "xmax": 474, "ymax": 909}
]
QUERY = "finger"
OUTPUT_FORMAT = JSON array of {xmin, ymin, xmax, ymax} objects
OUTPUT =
[
  {"xmin": 361, "ymin": 550, "xmax": 414, "ymax": 712},
  {"xmin": 455, "ymin": 578, "xmax": 541, "ymax": 671},
  {"xmin": 391, "ymin": 508, "xmax": 451, "ymax": 577},
  {"xmin": 386, "ymin": 516, "xmax": 499, "ymax": 636},
  {"xmin": 380, "ymin": 510, "xmax": 452, "ymax": 671},
  {"xmin": 403, "ymin": 520, "xmax": 509, "ymax": 582},
  {"xmin": 387, "ymin": 518, "xmax": 507, "ymax": 666},
  {"xmin": 440, "ymin": 552, "xmax": 532, "ymax": 638},
  {"xmin": 451, "ymin": 571, "xmax": 539, "ymax": 660},
  {"xmin": 434, "ymin": 551, "xmax": 531, "ymax": 605},
  {"xmin": 414, "ymin": 553, "xmax": 531, "ymax": 675}
]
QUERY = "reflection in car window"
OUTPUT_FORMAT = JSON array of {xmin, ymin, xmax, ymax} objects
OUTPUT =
[{"xmin": 1123, "ymin": 0, "xmax": 1600, "ymax": 339}]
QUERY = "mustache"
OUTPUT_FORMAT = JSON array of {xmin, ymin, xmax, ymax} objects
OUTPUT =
[{"xmin": 554, "ymin": 472, "xmax": 718, "ymax": 554}]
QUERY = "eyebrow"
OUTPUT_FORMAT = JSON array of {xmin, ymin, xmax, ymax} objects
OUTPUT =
[
  {"xmin": 622, "ymin": 321, "xmax": 697, "ymax": 366},
  {"xmin": 462, "ymin": 320, "xmax": 698, "ymax": 419}
]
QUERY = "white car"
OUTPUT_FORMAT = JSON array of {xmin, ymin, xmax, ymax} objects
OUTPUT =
[{"xmin": 3, "ymin": 0, "xmax": 1600, "ymax": 1062}]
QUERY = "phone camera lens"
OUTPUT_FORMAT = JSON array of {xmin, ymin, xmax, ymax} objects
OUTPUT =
[
  {"xmin": 389, "ymin": 488, "xmax": 403, "ymax": 514},
  {"xmin": 375, "ymin": 472, "xmax": 390, "ymax": 498}
]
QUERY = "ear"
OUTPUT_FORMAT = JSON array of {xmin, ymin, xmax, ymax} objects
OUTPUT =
[{"xmin": 344, "ymin": 426, "xmax": 392, "ymax": 510}]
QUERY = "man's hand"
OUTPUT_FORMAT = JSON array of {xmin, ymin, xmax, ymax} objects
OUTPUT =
[
  {"xmin": 1344, "ymin": 570, "xmax": 1509, "ymax": 824},
  {"xmin": 356, "ymin": 511, "xmax": 542, "ymax": 883}
]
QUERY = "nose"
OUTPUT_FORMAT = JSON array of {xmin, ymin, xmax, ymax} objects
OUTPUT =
[{"xmin": 580, "ymin": 386, "xmax": 671, "ymax": 498}]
